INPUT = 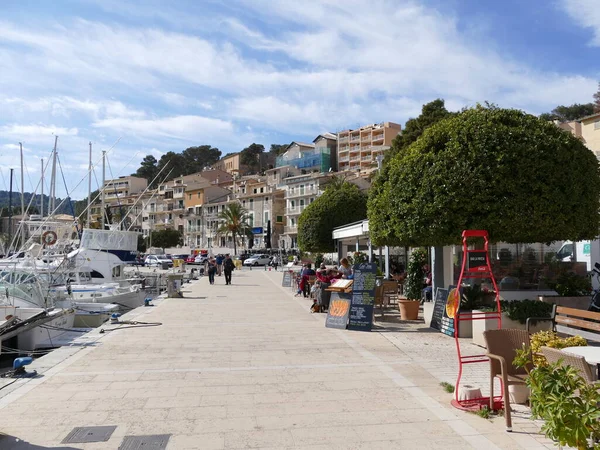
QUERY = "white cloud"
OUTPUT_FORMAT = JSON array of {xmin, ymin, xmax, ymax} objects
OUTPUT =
[
  {"xmin": 0, "ymin": 124, "xmax": 78, "ymax": 138},
  {"xmin": 561, "ymin": 0, "xmax": 600, "ymax": 46}
]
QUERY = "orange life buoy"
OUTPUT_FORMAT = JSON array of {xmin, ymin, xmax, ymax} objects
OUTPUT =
[{"xmin": 42, "ymin": 230, "xmax": 58, "ymax": 246}]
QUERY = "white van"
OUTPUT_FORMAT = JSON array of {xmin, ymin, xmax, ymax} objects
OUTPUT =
[{"xmin": 555, "ymin": 240, "xmax": 592, "ymax": 271}]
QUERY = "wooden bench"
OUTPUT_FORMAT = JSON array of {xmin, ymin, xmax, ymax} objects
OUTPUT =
[{"xmin": 527, "ymin": 305, "xmax": 600, "ymax": 342}]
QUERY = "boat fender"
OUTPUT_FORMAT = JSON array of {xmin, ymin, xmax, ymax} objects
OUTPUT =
[
  {"xmin": 13, "ymin": 357, "xmax": 32, "ymax": 371},
  {"xmin": 110, "ymin": 313, "xmax": 122, "ymax": 324},
  {"xmin": 144, "ymin": 298, "xmax": 154, "ymax": 307}
]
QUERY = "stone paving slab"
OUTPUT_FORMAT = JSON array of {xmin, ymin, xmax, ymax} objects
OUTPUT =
[{"xmin": 0, "ymin": 268, "xmax": 561, "ymax": 449}]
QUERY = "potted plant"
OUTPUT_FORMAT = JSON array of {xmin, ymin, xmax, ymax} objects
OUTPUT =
[
  {"xmin": 454, "ymin": 285, "xmax": 486, "ymax": 338},
  {"xmin": 472, "ymin": 300, "xmax": 554, "ymax": 347},
  {"xmin": 514, "ymin": 344, "xmax": 600, "ymax": 449},
  {"xmin": 398, "ymin": 248, "xmax": 425, "ymax": 320},
  {"xmin": 540, "ymin": 271, "xmax": 592, "ymax": 310}
]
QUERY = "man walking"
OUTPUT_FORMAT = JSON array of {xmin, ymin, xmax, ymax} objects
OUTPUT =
[
  {"xmin": 223, "ymin": 254, "xmax": 235, "ymax": 285},
  {"xmin": 216, "ymin": 254, "xmax": 224, "ymax": 276}
]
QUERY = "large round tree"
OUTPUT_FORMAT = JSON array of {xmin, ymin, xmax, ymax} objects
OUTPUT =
[
  {"xmin": 368, "ymin": 105, "xmax": 600, "ymax": 247},
  {"xmin": 298, "ymin": 181, "xmax": 367, "ymax": 252}
]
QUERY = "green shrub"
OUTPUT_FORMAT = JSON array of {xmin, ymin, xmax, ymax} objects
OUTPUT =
[
  {"xmin": 404, "ymin": 248, "xmax": 427, "ymax": 300},
  {"xmin": 529, "ymin": 331, "xmax": 587, "ymax": 367},
  {"xmin": 499, "ymin": 299, "xmax": 554, "ymax": 325},
  {"xmin": 548, "ymin": 272, "xmax": 592, "ymax": 296}
]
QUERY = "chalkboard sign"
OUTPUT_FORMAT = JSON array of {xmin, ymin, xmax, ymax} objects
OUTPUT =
[
  {"xmin": 326, "ymin": 292, "xmax": 352, "ymax": 329},
  {"xmin": 348, "ymin": 263, "xmax": 377, "ymax": 332},
  {"xmin": 430, "ymin": 288, "xmax": 448, "ymax": 331},
  {"xmin": 282, "ymin": 271, "xmax": 292, "ymax": 287}
]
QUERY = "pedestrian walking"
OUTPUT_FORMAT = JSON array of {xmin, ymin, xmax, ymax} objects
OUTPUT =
[
  {"xmin": 216, "ymin": 254, "xmax": 224, "ymax": 276},
  {"xmin": 272, "ymin": 255, "xmax": 279, "ymax": 271},
  {"xmin": 223, "ymin": 254, "xmax": 235, "ymax": 285},
  {"xmin": 207, "ymin": 258, "xmax": 217, "ymax": 284}
]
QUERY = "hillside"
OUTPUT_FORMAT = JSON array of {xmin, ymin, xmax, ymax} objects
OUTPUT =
[{"xmin": 0, "ymin": 191, "xmax": 75, "ymax": 216}]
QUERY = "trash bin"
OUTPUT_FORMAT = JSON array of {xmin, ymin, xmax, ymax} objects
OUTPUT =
[
  {"xmin": 161, "ymin": 261, "xmax": 170, "ymax": 270},
  {"xmin": 173, "ymin": 258, "xmax": 182, "ymax": 268},
  {"xmin": 167, "ymin": 274, "xmax": 184, "ymax": 298}
]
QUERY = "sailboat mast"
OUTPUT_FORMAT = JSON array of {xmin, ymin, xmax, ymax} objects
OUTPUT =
[
  {"xmin": 20, "ymin": 143, "xmax": 25, "ymax": 248},
  {"xmin": 40, "ymin": 158, "xmax": 44, "ymax": 217},
  {"xmin": 87, "ymin": 142, "xmax": 92, "ymax": 228},
  {"xmin": 8, "ymin": 168, "xmax": 13, "ymax": 252},
  {"xmin": 101, "ymin": 150, "xmax": 106, "ymax": 230},
  {"xmin": 49, "ymin": 136, "xmax": 58, "ymax": 216}
]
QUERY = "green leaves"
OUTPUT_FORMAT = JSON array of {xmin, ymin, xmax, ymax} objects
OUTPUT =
[
  {"xmin": 297, "ymin": 181, "xmax": 367, "ymax": 253},
  {"xmin": 368, "ymin": 105, "xmax": 600, "ymax": 247},
  {"xmin": 403, "ymin": 248, "xmax": 427, "ymax": 301}
]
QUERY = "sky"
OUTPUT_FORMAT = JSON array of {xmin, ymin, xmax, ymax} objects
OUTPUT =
[{"xmin": 1, "ymin": 0, "xmax": 600, "ymax": 200}]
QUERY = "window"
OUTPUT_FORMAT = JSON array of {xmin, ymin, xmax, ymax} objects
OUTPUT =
[
  {"xmin": 265, "ymin": 197, "xmax": 269, "ymax": 202},
  {"xmin": 276, "ymin": 215, "xmax": 283, "ymax": 223},
  {"xmin": 264, "ymin": 211, "xmax": 269, "ymax": 223},
  {"xmin": 254, "ymin": 188, "xmax": 258, "ymax": 194},
  {"xmin": 197, "ymin": 193, "xmax": 201, "ymax": 198},
  {"xmin": 291, "ymin": 218, "xmax": 295, "ymax": 226},
  {"xmin": 242, "ymin": 200, "xmax": 246, "ymax": 206},
  {"xmin": 291, "ymin": 200, "xmax": 295, "ymax": 208},
  {"xmin": 260, "ymin": 187, "xmax": 264, "ymax": 193},
  {"xmin": 188, "ymin": 194, "xmax": 192, "ymax": 200}
]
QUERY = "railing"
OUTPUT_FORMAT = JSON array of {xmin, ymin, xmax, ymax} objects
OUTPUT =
[
  {"xmin": 350, "ymin": 145, "xmax": 360, "ymax": 152},
  {"xmin": 372, "ymin": 133, "xmax": 384, "ymax": 141},
  {"xmin": 349, "ymin": 165, "xmax": 360, "ymax": 171},
  {"xmin": 361, "ymin": 136, "xmax": 370, "ymax": 142},
  {"xmin": 338, "ymin": 136, "xmax": 348, "ymax": 143},
  {"xmin": 350, "ymin": 136, "xmax": 360, "ymax": 142},
  {"xmin": 287, "ymin": 187, "xmax": 318, "ymax": 198},
  {"xmin": 338, "ymin": 156, "xmax": 350, "ymax": 162},
  {"xmin": 284, "ymin": 225, "xmax": 298, "ymax": 233},
  {"xmin": 338, "ymin": 146, "xmax": 349, "ymax": 152},
  {"xmin": 361, "ymin": 156, "xmax": 372, "ymax": 161},
  {"xmin": 350, "ymin": 156, "xmax": 361, "ymax": 162}
]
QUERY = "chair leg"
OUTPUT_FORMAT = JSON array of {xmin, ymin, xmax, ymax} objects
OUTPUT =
[
  {"xmin": 489, "ymin": 373, "xmax": 495, "ymax": 411},
  {"xmin": 502, "ymin": 376, "xmax": 512, "ymax": 432}
]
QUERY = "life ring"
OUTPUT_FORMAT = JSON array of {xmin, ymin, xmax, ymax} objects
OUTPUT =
[{"xmin": 42, "ymin": 230, "xmax": 58, "ymax": 246}]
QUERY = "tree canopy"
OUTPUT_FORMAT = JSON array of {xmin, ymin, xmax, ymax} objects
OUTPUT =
[
  {"xmin": 386, "ymin": 99, "xmax": 454, "ymax": 161},
  {"xmin": 269, "ymin": 144, "xmax": 288, "ymax": 156},
  {"xmin": 240, "ymin": 143, "xmax": 265, "ymax": 174},
  {"xmin": 368, "ymin": 105, "xmax": 600, "ymax": 247},
  {"xmin": 217, "ymin": 202, "xmax": 252, "ymax": 255},
  {"xmin": 539, "ymin": 103, "xmax": 595, "ymax": 122},
  {"xmin": 298, "ymin": 181, "xmax": 367, "ymax": 253},
  {"xmin": 149, "ymin": 228, "xmax": 182, "ymax": 248}
]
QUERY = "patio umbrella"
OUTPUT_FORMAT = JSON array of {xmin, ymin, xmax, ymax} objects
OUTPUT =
[{"xmin": 265, "ymin": 220, "xmax": 272, "ymax": 249}]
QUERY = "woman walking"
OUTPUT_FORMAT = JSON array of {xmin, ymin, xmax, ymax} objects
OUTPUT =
[{"xmin": 207, "ymin": 257, "xmax": 217, "ymax": 285}]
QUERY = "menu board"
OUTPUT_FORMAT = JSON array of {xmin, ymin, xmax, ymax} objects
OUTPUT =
[
  {"xmin": 347, "ymin": 263, "xmax": 377, "ymax": 332},
  {"xmin": 325, "ymin": 292, "xmax": 352, "ymax": 329},
  {"xmin": 430, "ymin": 288, "xmax": 448, "ymax": 331},
  {"xmin": 440, "ymin": 285, "xmax": 458, "ymax": 337},
  {"xmin": 468, "ymin": 251, "xmax": 488, "ymax": 271},
  {"xmin": 282, "ymin": 271, "xmax": 292, "ymax": 287}
]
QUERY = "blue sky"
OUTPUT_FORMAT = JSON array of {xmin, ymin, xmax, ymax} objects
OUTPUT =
[{"xmin": 0, "ymin": 0, "xmax": 599, "ymax": 200}]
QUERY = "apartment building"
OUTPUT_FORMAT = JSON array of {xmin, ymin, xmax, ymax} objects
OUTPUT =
[
  {"xmin": 276, "ymin": 135, "xmax": 336, "ymax": 173},
  {"xmin": 555, "ymin": 113, "xmax": 600, "ymax": 158},
  {"xmin": 233, "ymin": 177, "xmax": 285, "ymax": 249},
  {"xmin": 337, "ymin": 122, "xmax": 401, "ymax": 173},
  {"xmin": 90, "ymin": 175, "xmax": 148, "ymax": 231}
]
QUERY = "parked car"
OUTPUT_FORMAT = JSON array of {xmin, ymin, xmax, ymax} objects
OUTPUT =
[
  {"xmin": 243, "ymin": 254, "xmax": 272, "ymax": 266},
  {"xmin": 144, "ymin": 254, "xmax": 173, "ymax": 268},
  {"xmin": 173, "ymin": 254, "xmax": 188, "ymax": 261},
  {"xmin": 185, "ymin": 255, "xmax": 197, "ymax": 264},
  {"xmin": 194, "ymin": 255, "xmax": 209, "ymax": 264},
  {"xmin": 238, "ymin": 253, "xmax": 252, "ymax": 263}
]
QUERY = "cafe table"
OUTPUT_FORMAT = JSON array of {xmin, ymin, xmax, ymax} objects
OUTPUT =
[{"xmin": 561, "ymin": 346, "xmax": 600, "ymax": 379}]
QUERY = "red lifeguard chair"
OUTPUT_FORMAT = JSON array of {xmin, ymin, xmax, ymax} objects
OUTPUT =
[{"xmin": 450, "ymin": 230, "xmax": 503, "ymax": 411}]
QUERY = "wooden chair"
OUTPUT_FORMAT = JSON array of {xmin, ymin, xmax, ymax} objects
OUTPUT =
[
  {"xmin": 382, "ymin": 280, "xmax": 399, "ymax": 307},
  {"xmin": 540, "ymin": 346, "xmax": 597, "ymax": 383},
  {"xmin": 483, "ymin": 329, "xmax": 532, "ymax": 432}
]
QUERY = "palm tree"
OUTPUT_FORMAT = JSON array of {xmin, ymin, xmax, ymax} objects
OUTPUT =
[{"xmin": 216, "ymin": 202, "xmax": 252, "ymax": 255}]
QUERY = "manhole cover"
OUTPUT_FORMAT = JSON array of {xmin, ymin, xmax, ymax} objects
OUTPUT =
[
  {"xmin": 62, "ymin": 426, "xmax": 117, "ymax": 443},
  {"xmin": 119, "ymin": 434, "xmax": 171, "ymax": 449}
]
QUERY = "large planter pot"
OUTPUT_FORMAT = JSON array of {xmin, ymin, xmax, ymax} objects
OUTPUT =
[
  {"xmin": 538, "ymin": 295, "xmax": 591, "ymax": 311},
  {"xmin": 472, "ymin": 310, "xmax": 553, "ymax": 348},
  {"xmin": 398, "ymin": 298, "xmax": 420, "ymax": 320},
  {"xmin": 423, "ymin": 301, "xmax": 434, "ymax": 327},
  {"xmin": 508, "ymin": 384, "xmax": 530, "ymax": 405}
]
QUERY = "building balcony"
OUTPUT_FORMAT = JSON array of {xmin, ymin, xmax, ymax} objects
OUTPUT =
[
  {"xmin": 350, "ymin": 156, "xmax": 361, "ymax": 162},
  {"xmin": 349, "ymin": 164, "xmax": 361, "ymax": 171},
  {"xmin": 361, "ymin": 136, "xmax": 370, "ymax": 142},
  {"xmin": 372, "ymin": 133, "xmax": 384, "ymax": 141},
  {"xmin": 338, "ymin": 136, "xmax": 348, "ymax": 143},
  {"xmin": 284, "ymin": 225, "xmax": 298, "ymax": 234},
  {"xmin": 361, "ymin": 156, "xmax": 372, "ymax": 161},
  {"xmin": 338, "ymin": 156, "xmax": 350, "ymax": 162},
  {"xmin": 338, "ymin": 146, "xmax": 349, "ymax": 152},
  {"xmin": 350, "ymin": 136, "xmax": 360, "ymax": 142},
  {"xmin": 349, "ymin": 146, "xmax": 360, "ymax": 153},
  {"xmin": 287, "ymin": 186, "xmax": 319, "ymax": 198}
]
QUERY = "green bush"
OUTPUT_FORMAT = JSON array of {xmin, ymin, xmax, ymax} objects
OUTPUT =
[
  {"xmin": 548, "ymin": 272, "xmax": 592, "ymax": 296},
  {"xmin": 529, "ymin": 331, "xmax": 587, "ymax": 367},
  {"xmin": 499, "ymin": 299, "xmax": 554, "ymax": 324},
  {"xmin": 404, "ymin": 248, "xmax": 427, "ymax": 300}
]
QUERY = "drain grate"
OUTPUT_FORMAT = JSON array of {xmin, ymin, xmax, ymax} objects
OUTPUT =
[
  {"xmin": 119, "ymin": 434, "xmax": 171, "ymax": 449},
  {"xmin": 62, "ymin": 426, "xmax": 117, "ymax": 443}
]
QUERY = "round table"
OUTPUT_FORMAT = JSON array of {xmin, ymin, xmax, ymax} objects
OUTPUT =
[{"xmin": 562, "ymin": 346, "xmax": 600, "ymax": 365}]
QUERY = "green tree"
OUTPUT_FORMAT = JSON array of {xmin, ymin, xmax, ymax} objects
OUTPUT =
[
  {"xmin": 269, "ymin": 144, "xmax": 288, "ymax": 156},
  {"xmin": 150, "ymin": 228, "xmax": 182, "ymax": 248},
  {"xmin": 539, "ymin": 103, "xmax": 595, "ymax": 122},
  {"xmin": 298, "ymin": 181, "xmax": 367, "ymax": 252},
  {"xmin": 386, "ymin": 99, "xmax": 454, "ymax": 161},
  {"xmin": 156, "ymin": 152, "xmax": 186, "ymax": 183},
  {"xmin": 134, "ymin": 155, "xmax": 159, "ymax": 185},
  {"xmin": 216, "ymin": 202, "xmax": 252, "ymax": 255},
  {"xmin": 594, "ymin": 82, "xmax": 600, "ymax": 113},
  {"xmin": 368, "ymin": 105, "xmax": 600, "ymax": 247},
  {"xmin": 240, "ymin": 143, "xmax": 265, "ymax": 174},
  {"xmin": 182, "ymin": 145, "xmax": 221, "ymax": 173}
]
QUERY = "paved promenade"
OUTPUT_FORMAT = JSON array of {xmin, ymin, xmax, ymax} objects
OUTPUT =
[{"xmin": 0, "ymin": 268, "xmax": 557, "ymax": 449}]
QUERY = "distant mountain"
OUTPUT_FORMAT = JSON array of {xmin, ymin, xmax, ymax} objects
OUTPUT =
[{"xmin": 0, "ymin": 191, "xmax": 76, "ymax": 216}]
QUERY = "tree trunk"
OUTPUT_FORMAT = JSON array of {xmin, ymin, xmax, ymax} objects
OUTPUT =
[{"xmin": 233, "ymin": 232, "xmax": 237, "ymax": 256}]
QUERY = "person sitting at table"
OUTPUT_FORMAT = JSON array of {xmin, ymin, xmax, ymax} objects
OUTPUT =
[
  {"xmin": 337, "ymin": 258, "xmax": 353, "ymax": 279},
  {"xmin": 295, "ymin": 263, "xmax": 316, "ymax": 297},
  {"xmin": 311, "ymin": 268, "xmax": 341, "ymax": 312}
]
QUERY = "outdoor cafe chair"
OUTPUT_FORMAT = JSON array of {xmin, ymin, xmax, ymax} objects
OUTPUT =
[{"xmin": 484, "ymin": 329, "xmax": 532, "ymax": 432}]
